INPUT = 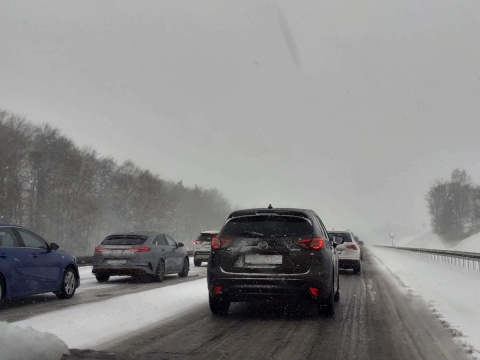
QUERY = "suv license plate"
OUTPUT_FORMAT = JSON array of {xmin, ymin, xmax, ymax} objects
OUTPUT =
[{"xmin": 245, "ymin": 254, "xmax": 282, "ymax": 265}]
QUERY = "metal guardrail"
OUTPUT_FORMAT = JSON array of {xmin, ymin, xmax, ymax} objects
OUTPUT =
[{"xmin": 374, "ymin": 245, "xmax": 480, "ymax": 271}]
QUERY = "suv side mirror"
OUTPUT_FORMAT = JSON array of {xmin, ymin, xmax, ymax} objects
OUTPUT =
[
  {"xmin": 332, "ymin": 235, "xmax": 344, "ymax": 247},
  {"xmin": 177, "ymin": 242, "xmax": 184, "ymax": 248}
]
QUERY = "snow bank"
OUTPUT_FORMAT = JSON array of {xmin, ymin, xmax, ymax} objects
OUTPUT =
[
  {"xmin": 0, "ymin": 321, "xmax": 69, "ymax": 360},
  {"xmin": 14, "ymin": 278, "xmax": 208, "ymax": 349},
  {"xmin": 395, "ymin": 231, "xmax": 480, "ymax": 252}
]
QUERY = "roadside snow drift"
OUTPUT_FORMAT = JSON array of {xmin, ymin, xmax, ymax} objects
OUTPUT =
[{"xmin": 0, "ymin": 321, "xmax": 69, "ymax": 360}]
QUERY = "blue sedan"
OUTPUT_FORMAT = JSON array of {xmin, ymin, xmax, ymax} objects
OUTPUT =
[{"xmin": 0, "ymin": 223, "xmax": 80, "ymax": 301}]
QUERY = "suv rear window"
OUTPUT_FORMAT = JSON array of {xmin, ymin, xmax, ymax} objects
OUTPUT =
[
  {"xmin": 221, "ymin": 215, "xmax": 313, "ymax": 238},
  {"xmin": 198, "ymin": 233, "xmax": 218, "ymax": 241},
  {"xmin": 328, "ymin": 232, "xmax": 352, "ymax": 242},
  {"xmin": 101, "ymin": 234, "xmax": 148, "ymax": 245}
]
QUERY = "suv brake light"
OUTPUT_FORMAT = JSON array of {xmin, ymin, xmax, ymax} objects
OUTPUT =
[
  {"xmin": 212, "ymin": 237, "xmax": 229, "ymax": 249},
  {"xmin": 297, "ymin": 237, "xmax": 325, "ymax": 250},
  {"xmin": 346, "ymin": 244, "xmax": 358, "ymax": 250}
]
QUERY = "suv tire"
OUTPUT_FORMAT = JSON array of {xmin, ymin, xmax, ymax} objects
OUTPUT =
[
  {"xmin": 194, "ymin": 259, "xmax": 202, "ymax": 267},
  {"xmin": 209, "ymin": 296, "xmax": 230, "ymax": 315}
]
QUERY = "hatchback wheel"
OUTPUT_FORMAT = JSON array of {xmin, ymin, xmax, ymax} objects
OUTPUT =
[
  {"xmin": 178, "ymin": 257, "xmax": 189, "ymax": 277},
  {"xmin": 209, "ymin": 296, "xmax": 230, "ymax": 315},
  {"xmin": 56, "ymin": 268, "xmax": 77, "ymax": 299},
  {"xmin": 153, "ymin": 259, "xmax": 166, "ymax": 282},
  {"xmin": 95, "ymin": 274, "xmax": 110, "ymax": 283}
]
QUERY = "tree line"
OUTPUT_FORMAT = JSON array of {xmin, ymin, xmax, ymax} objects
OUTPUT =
[
  {"xmin": 426, "ymin": 168, "xmax": 480, "ymax": 242},
  {"xmin": 0, "ymin": 110, "xmax": 232, "ymax": 255}
]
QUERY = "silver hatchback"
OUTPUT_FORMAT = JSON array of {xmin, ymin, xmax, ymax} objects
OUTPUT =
[{"xmin": 92, "ymin": 231, "xmax": 189, "ymax": 282}]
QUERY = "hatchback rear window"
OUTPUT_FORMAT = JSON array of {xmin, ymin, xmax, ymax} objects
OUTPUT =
[
  {"xmin": 101, "ymin": 235, "xmax": 148, "ymax": 245},
  {"xmin": 221, "ymin": 215, "xmax": 313, "ymax": 238}
]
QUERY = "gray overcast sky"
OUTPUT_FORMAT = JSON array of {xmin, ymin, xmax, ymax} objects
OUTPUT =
[{"xmin": 1, "ymin": 0, "xmax": 479, "ymax": 242}]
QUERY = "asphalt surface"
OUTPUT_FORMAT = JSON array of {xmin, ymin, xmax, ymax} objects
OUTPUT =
[{"xmin": 65, "ymin": 249, "xmax": 471, "ymax": 360}]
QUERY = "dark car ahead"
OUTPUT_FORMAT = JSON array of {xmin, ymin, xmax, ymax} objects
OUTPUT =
[
  {"xmin": 0, "ymin": 223, "xmax": 80, "ymax": 301},
  {"xmin": 207, "ymin": 208, "xmax": 343, "ymax": 316},
  {"xmin": 92, "ymin": 231, "xmax": 189, "ymax": 282}
]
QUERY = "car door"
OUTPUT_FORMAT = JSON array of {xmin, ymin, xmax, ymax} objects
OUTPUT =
[
  {"xmin": 14, "ymin": 228, "xmax": 63, "ymax": 293},
  {"xmin": 165, "ymin": 235, "xmax": 183, "ymax": 271},
  {"xmin": 152, "ymin": 234, "xmax": 170, "ymax": 270},
  {"xmin": 0, "ymin": 227, "xmax": 35, "ymax": 297}
]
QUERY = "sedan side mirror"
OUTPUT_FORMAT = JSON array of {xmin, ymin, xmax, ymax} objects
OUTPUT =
[{"xmin": 49, "ymin": 242, "xmax": 59, "ymax": 251}]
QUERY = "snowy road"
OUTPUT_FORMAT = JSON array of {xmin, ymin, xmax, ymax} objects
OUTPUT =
[{"xmin": 1, "ymin": 251, "xmax": 474, "ymax": 359}]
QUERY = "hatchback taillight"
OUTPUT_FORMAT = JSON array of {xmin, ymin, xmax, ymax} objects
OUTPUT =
[
  {"xmin": 131, "ymin": 246, "xmax": 151, "ymax": 252},
  {"xmin": 297, "ymin": 237, "xmax": 325, "ymax": 250},
  {"xmin": 212, "ymin": 237, "xmax": 229, "ymax": 249},
  {"xmin": 94, "ymin": 246, "xmax": 103, "ymax": 253}
]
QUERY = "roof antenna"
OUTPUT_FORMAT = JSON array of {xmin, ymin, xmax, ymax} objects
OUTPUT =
[{"xmin": 268, "ymin": 204, "xmax": 273, "ymax": 209}]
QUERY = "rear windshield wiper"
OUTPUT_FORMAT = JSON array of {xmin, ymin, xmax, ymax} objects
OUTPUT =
[{"xmin": 237, "ymin": 231, "xmax": 265, "ymax": 237}]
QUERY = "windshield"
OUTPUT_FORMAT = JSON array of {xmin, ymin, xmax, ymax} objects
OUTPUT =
[{"xmin": 1, "ymin": 1, "xmax": 478, "ymax": 359}]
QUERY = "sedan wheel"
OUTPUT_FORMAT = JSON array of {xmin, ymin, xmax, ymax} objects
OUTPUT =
[
  {"xmin": 153, "ymin": 259, "xmax": 166, "ymax": 282},
  {"xmin": 56, "ymin": 268, "xmax": 77, "ymax": 299},
  {"xmin": 178, "ymin": 257, "xmax": 189, "ymax": 277},
  {"xmin": 0, "ymin": 276, "xmax": 5, "ymax": 300}
]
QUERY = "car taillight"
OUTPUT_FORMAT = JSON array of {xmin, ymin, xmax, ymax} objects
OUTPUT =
[
  {"xmin": 94, "ymin": 246, "xmax": 104, "ymax": 252},
  {"xmin": 346, "ymin": 244, "xmax": 358, "ymax": 250},
  {"xmin": 297, "ymin": 237, "xmax": 325, "ymax": 250},
  {"xmin": 212, "ymin": 237, "xmax": 229, "ymax": 249},
  {"xmin": 193, "ymin": 240, "xmax": 198, "ymax": 245},
  {"xmin": 309, "ymin": 287, "xmax": 320, "ymax": 297},
  {"xmin": 213, "ymin": 285, "xmax": 223, "ymax": 295},
  {"xmin": 131, "ymin": 246, "xmax": 151, "ymax": 252}
]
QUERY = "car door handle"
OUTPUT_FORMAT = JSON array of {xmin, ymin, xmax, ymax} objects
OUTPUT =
[{"xmin": 0, "ymin": 253, "xmax": 6, "ymax": 259}]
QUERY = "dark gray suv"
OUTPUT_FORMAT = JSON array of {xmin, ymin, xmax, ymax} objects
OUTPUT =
[
  {"xmin": 92, "ymin": 231, "xmax": 189, "ymax": 282},
  {"xmin": 207, "ymin": 208, "xmax": 343, "ymax": 316}
]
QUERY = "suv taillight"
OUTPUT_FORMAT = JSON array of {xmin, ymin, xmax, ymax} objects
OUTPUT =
[
  {"xmin": 346, "ymin": 244, "xmax": 358, "ymax": 250},
  {"xmin": 297, "ymin": 237, "xmax": 325, "ymax": 250},
  {"xmin": 212, "ymin": 237, "xmax": 229, "ymax": 249},
  {"xmin": 94, "ymin": 246, "xmax": 103, "ymax": 252}
]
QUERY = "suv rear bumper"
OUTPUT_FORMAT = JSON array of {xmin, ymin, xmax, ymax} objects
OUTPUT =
[
  {"xmin": 194, "ymin": 251, "xmax": 210, "ymax": 261},
  {"xmin": 338, "ymin": 259, "xmax": 361, "ymax": 269},
  {"xmin": 208, "ymin": 276, "xmax": 331, "ymax": 303}
]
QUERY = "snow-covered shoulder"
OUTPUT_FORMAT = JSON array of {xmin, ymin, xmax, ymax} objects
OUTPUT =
[{"xmin": 0, "ymin": 321, "xmax": 69, "ymax": 360}]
